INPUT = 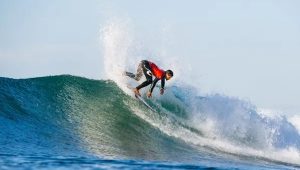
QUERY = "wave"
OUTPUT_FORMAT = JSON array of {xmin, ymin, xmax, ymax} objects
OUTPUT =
[
  {"xmin": 0, "ymin": 75, "xmax": 205, "ymax": 163},
  {"xmin": 1, "ymin": 75, "xmax": 299, "ymax": 167}
]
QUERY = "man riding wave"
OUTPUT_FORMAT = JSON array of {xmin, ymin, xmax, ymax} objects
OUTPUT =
[{"xmin": 124, "ymin": 60, "xmax": 173, "ymax": 99}]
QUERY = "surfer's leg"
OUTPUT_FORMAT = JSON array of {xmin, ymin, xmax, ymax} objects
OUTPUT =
[
  {"xmin": 124, "ymin": 72, "xmax": 135, "ymax": 78},
  {"xmin": 136, "ymin": 61, "xmax": 153, "ymax": 90},
  {"xmin": 136, "ymin": 80, "xmax": 152, "ymax": 90},
  {"xmin": 124, "ymin": 62, "xmax": 143, "ymax": 81},
  {"xmin": 134, "ymin": 62, "xmax": 143, "ymax": 81}
]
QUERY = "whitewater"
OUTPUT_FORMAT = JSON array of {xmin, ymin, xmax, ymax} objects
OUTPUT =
[{"xmin": 1, "ymin": 16, "xmax": 300, "ymax": 170}]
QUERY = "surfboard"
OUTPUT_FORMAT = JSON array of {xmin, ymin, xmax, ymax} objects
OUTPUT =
[
  {"xmin": 127, "ymin": 86, "xmax": 156, "ymax": 112},
  {"xmin": 134, "ymin": 93, "xmax": 156, "ymax": 112}
]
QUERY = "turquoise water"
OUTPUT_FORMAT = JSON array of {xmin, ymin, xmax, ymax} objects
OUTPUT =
[{"xmin": 0, "ymin": 75, "xmax": 299, "ymax": 169}]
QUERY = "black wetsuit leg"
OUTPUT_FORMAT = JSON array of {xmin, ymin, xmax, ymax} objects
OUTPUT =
[{"xmin": 136, "ymin": 60, "xmax": 153, "ymax": 90}]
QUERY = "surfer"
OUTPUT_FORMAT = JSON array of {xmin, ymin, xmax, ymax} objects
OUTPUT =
[{"xmin": 124, "ymin": 60, "xmax": 173, "ymax": 99}]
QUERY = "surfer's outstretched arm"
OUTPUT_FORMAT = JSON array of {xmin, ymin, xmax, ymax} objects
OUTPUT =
[
  {"xmin": 160, "ymin": 79, "xmax": 165, "ymax": 95},
  {"xmin": 147, "ymin": 78, "xmax": 159, "ymax": 98},
  {"xmin": 161, "ymin": 79, "xmax": 165, "ymax": 89},
  {"xmin": 149, "ymin": 78, "xmax": 159, "ymax": 93}
]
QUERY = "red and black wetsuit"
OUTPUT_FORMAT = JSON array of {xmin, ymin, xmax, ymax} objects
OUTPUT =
[{"xmin": 136, "ymin": 60, "xmax": 165, "ymax": 93}]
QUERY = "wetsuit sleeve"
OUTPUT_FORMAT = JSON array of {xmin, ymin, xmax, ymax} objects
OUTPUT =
[
  {"xmin": 161, "ymin": 79, "xmax": 165, "ymax": 89},
  {"xmin": 149, "ymin": 78, "xmax": 159, "ymax": 93}
]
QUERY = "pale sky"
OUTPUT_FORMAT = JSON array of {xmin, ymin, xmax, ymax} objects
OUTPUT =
[{"xmin": 1, "ymin": 0, "xmax": 299, "ymax": 117}]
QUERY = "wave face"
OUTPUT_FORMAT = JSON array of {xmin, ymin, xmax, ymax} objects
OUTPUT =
[
  {"xmin": 0, "ymin": 75, "xmax": 206, "ymax": 163},
  {"xmin": 0, "ymin": 76, "xmax": 89, "ymax": 156},
  {"xmin": 1, "ymin": 75, "xmax": 300, "ymax": 169}
]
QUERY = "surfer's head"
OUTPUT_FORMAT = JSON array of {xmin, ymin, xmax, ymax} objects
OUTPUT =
[{"xmin": 165, "ymin": 70, "xmax": 173, "ymax": 80}]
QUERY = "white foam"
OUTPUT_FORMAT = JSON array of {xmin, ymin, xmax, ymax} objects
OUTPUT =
[
  {"xmin": 289, "ymin": 113, "xmax": 300, "ymax": 135},
  {"xmin": 130, "ymin": 99, "xmax": 300, "ymax": 165},
  {"xmin": 100, "ymin": 15, "xmax": 136, "ymax": 95},
  {"xmin": 257, "ymin": 108, "xmax": 284, "ymax": 121}
]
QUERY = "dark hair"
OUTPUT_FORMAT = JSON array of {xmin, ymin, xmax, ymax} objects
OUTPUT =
[{"xmin": 166, "ymin": 70, "xmax": 173, "ymax": 77}]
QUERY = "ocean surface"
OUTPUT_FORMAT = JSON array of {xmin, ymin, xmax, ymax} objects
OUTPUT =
[{"xmin": 1, "ymin": 75, "xmax": 300, "ymax": 169}]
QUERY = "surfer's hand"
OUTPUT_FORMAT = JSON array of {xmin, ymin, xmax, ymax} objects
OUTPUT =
[
  {"xmin": 147, "ymin": 92, "xmax": 152, "ymax": 99},
  {"xmin": 160, "ymin": 88, "xmax": 164, "ymax": 95}
]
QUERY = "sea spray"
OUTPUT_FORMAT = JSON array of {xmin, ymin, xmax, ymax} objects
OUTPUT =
[{"xmin": 99, "ymin": 13, "xmax": 300, "ymax": 165}]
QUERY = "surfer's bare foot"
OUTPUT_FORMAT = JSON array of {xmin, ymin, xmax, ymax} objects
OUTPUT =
[{"xmin": 133, "ymin": 88, "xmax": 141, "ymax": 96}]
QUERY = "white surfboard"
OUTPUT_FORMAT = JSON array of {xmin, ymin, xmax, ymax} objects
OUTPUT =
[
  {"xmin": 127, "ymin": 86, "xmax": 156, "ymax": 112},
  {"xmin": 134, "ymin": 93, "xmax": 156, "ymax": 113}
]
